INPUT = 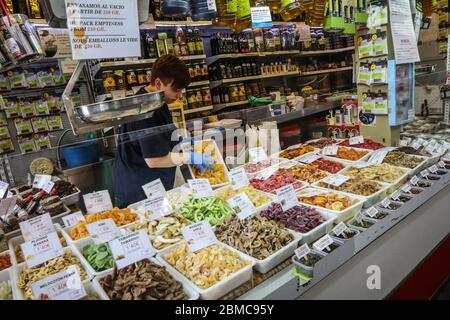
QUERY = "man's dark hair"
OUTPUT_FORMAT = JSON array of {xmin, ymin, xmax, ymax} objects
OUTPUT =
[{"xmin": 150, "ymin": 55, "xmax": 191, "ymax": 89}]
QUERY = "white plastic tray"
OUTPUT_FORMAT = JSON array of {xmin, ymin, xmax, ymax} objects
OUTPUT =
[
  {"xmin": 92, "ymin": 258, "xmax": 199, "ymax": 300},
  {"xmin": 296, "ymin": 187, "xmax": 364, "ymax": 223},
  {"xmin": 0, "ymin": 268, "xmax": 18, "ymax": 300},
  {"xmin": 347, "ymin": 216, "xmax": 378, "ymax": 232},
  {"xmin": 213, "ymin": 185, "xmax": 273, "ymax": 213},
  {"xmin": 239, "ymin": 157, "xmax": 288, "ymax": 178},
  {"xmin": 12, "ymin": 247, "xmax": 93, "ymax": 300},
  {"xmin": 324, "ymin": 146, "xmax": 373, "ymax": 163},
  {"xmin": 275, "ymin": 144, "xmax": 320, "ymax": 161},
  {"xmin": 156, "ymin": 243, "xmax": 254, "ymax": 300}
]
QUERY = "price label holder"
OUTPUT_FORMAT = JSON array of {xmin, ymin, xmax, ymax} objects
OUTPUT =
[
  {"xmin": 380, "ymin": 198, "xmax": 391, "ymax": 209},
  {"xmin": 188, "ymin": 179, "xmax": 214, "ymax": 199},
  {"xmin": 368, "ymin": 150, "xmax": 389, "ymax": 164},
  {"xmin": 21, "ymin": 232, "xmax": 64, "ymax": 268},
  {"xmin": 322, "ymin": 145, "xmax": 338, "ymax": 156},
  {"xmin": 142, "ymin": 178, "xmax": 166, "ymax": 199},
  {"xmin": 142, "ymin": 196, "xmax": 173, "ymax": 221},
  {"xmin": 248, "ymin": 147, "xmax": 268, "ymax": 162},
  {"xmin": 19, "ymin": 213, "xmax": 55, "ymax": 242},
  {"xmin": 402, "ymin": 184, "xmax": 412, "ymax": 194},
  {"xmin": 182, "ymin": 220, "xmax": 218, "ymax": 253},
  {"xmin": 355, "ymin": 212, "xmax": 363, "ymax": 224},
  {"xmin": 109, "ymin": 230, "xmax": 156, "ymax": 269},
  {"xmin": 295, "ymin": 243, "xmax": 311, "ymax": 260},
  {"xmin": 420, "ymin": 169, "xmax": 429, "ymax": 179},
  {"xmin": 428, "ymin": 165, "xmax": 438, "ymax": 174},
  {"xmin": 349, "ymin": 136, "xmax": 364, "ymax": 145},
  {"xmin": 438, "ymin": 161, "xmax": 446, "ymax": 168},
  {"xmin": 31, "ymin": 266, "xmax": 86, "ymax": 300},
  {"xmin": 276, "ymin": 184, "xmax": 298, "ymax": 211},
  {"xmin": 391, "ymin": 191, "xmax": 401, "ymax": 201},
  {"xmin": 83, "ymin": 190, "xmax": 113, "ymax": 214},
  {"xmin": 0, "ymin": 180, "xmax": 9, "ymax": 199},
  {"xmin": 299, "ymin": 154, "xmax": 321, "ymax": 164},
  {"xmin": 411, "ymin": 141, "xmax": 421, "ymax": 150},
  {"xmin": 321, "ymin": 174, "xmax": 350, "ymax": 187},
  {"xmin": 42, "ymin": 180, "xmax": 55, "ymax": 194},
  {"xmin": 85, "ymin": 218, "xmax": 120, "ymax": 244},
  {"xmin": 399, "ymin": 140, "xmax": 409, "ymax": 147},
  {"xmin": 410, "ymin": 176, "xmax": 419, "ymax": 186},
  {"xmin": 229, "ymin": 167, "xmax": 249, "ymax": 190},
  {"xmin": 227, "ymin": 193, "xmax": 256, "ymax": 220},
  {"xmin": 62, "ymin": 211, "xmax": 85, "ymax": 228},
  {"xmin": 366, "ymin": 207, "xmax": 379, "ymax": 218},
  {"xmin": 332, "ymin": 222, "xmax": 347, "ymax": 237},
  {"xmin": 32, "ymin": 174, "xmax": 52, "ymax": 189},
  {"xmin": 313, "ymin": 234, "xmax": 334, "ymax": 252}
]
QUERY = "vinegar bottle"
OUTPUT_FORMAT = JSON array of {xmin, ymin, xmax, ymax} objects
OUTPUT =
[{"xmin": 279, "ymin": 0, "xmax": 303, "ymax": 21}]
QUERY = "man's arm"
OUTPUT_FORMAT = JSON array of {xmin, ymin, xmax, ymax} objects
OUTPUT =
[{"xmin": 145, "ymin": 152, "xmax": 188, "ymax": 168}]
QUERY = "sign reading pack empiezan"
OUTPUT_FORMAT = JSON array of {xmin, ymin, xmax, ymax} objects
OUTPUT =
[{"xmin": 65, "ymin": 0, "xmax": 141, "ymax": 60}]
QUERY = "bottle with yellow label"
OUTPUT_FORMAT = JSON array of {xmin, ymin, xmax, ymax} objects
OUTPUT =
[
  {"xmin": 279, "ymin": 0, "xmax": 303, "ymax": 21},
  {"xmin": 215, "ymin": 0, "xmax": 238, "ymax": 29}
]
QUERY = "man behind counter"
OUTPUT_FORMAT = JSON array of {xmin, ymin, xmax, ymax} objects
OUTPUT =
[{"xmin": 113, "ymin": 55, "xmax": 215, "ymax": 207}]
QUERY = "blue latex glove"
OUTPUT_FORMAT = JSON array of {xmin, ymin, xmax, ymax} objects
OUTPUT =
[{"xmin": 188, "ymin": 151, "xmax": 216, "ymax": 174}]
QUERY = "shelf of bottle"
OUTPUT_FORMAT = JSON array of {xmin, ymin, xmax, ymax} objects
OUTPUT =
[
  {"xmin": 188, "ymin": 80, "xmax": 210, "ymax": 88},
  {"xmin": 140, "ymin": 20, "xmax": 213, "ymax": 29},
  {"xmin": 212, "ymin": 96, "xmax": 272, "ymax": 112},
  {"xmin": 184, "ymin": 105, "xmax": 213, "ymax": 114},
  {"xmin": 206, "ymin": 47, "xmax": 355, "ymax": 64},
  {"xmin": 209, "ymin": 67, "xmax": 353, "ymax": 88}
]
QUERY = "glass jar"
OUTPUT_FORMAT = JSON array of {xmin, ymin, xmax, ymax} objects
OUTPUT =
[
  {"xmin": 195, "ymin": 90, "xmax": 203, "ymax": 107},
  {"xmin": 238, "ymin": 83, "xmax": 246, "ymax": 101},
  {"xmin": 114, "ymin": 70, "xmax": 127, "ymax": 90},
  {"xmin": 126, "ymin": 70, "xmax": 137, "ymax": 88},
  {"xmin": 137, "ymin": 69, "xmax": 147, "ymax": 85},
  {"xmin": 229, "ymin": 85, "xmax": 239, "ymax": 103},
  {"xmin": 145, "ymin": 69, "xmax": 152, "ymax": 84},
  {"xmin": 201, "ymin": 87, "xmax": 212, "ymax": 106},
  {"xmin": 186, "ymin": 90, "xmax": 196, "ymax": 109},
  {"xmin": 102, "ymin": 71, "xmax": 116, "ymax": 93}
]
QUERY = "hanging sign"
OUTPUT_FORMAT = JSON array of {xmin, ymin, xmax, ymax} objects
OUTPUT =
[{"xmin": 65, "ymin": 0, "xmax": 141, "ymax": 60}]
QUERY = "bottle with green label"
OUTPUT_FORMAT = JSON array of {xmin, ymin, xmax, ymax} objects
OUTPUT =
[
  {"xmin": 215, "ymin": 0, "xmax": 238, "ymax": 30},
  {"xmin": 279, "ymin": 0, "xmax": 302, "ymax": 21},
  {"xmin": 235, "ymin": 0, "xmax": 252, "ymax": 31}
]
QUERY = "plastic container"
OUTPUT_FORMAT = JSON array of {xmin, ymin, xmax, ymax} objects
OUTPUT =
[
  {"xmin": 329, "ymin": 227, "xmax": 360, "ymax": 242},
  {"xmin": 375, "ymin": 200, "xmax": 404, "ymax": 213},
  {"xmin": 296, "ymin": 187, "xmax": 364, "ymax": 223},
  {"xmin": 348, "ymin": 216, "xmax": 378, "ymax": 232},
  {"xmin": 0, "ymin": 268, "xmax": 18, "ymax": 300},
  {"xmin": 292, "ymin": 249, "xmax": 327, "ymax": 278},
  {"xmin": 213, "ymin": 185, "xmax": 273, "ymax": 213},
  {"xmin": 275, "ymin": 143, "xmax": 320, "ymax": 161},
  {"xmin": 156, "ymin": 243, "xmax": 254, "ymax": 300},
  {"xmin": 62, "ymin": 141, "xmax": 99, "ymax": 169},
  {"xmin": 326, "ymin": 147, "xmax": 373, "ymax": 163},
  {"xmin": 50, "ymin": 176, "xmax": 81, "ymax": 206}
]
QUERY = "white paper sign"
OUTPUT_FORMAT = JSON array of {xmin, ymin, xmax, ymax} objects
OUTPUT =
[
  {"xmin": 391, "ymin": 191, "xmax": 401, "ymax": 201},
  {"xmin": 381, "ymin": 198, "xmax": 391, "ymax": 208},
  {"xmin": 299, "ymin": 154, "xmax": 321, "ymax": 164},
  {"xmin": 321, "ymin": 174, "xmax": 350, "ymax": 187},
  {"xmin": 438, "ymin": 161, "xmax": 446, "ymax": 168},
  {"xmin": 355, "ymin": 212, "xmax": 363, "ymax": 223},
  {"xmin": 182, "ymin": 220, "xmax": 218, "ymax": 253},
  {"xmin": 255, "ymin": 165, "xmax": 278, "ymax": 180},
  {"xmin": 399, "ymin": 140, "xmax": 409, "ymax": 147},
  {"xmin": 251, "ymin": 6, "xmax": 273, "ymax": 28},
  {"xmin": 411, "ymin": 142, "xmax": 421, "ymax": 150},
  {"xmin": 21, "ymin": 232, "xmax": 64, "ymax": 268},
  {"xmin": 33, "ymin": 174, "xmax": 52, "ymax": 189},
  {"xmin": 230, "ymin": 167, "xmax": 249, "ymax": 190},
  {"xmin": 366, "ymin": 207, "xmax": 379, "ymax": 218},
  {"xmin": 62, "ymin": 211, "xmax": 85, "ymax": 228},
  {"xmin": 19, "ymin": 214, "xmax": 55, "ymax": 242},
  {"xmin": 322, "ymin": 145, "xmax": 338, "ymax": 156},
  {"xmin": 85, "ymin": 218, "xmax": 120, "ymax": 244},
  {"xmin": 227, "ymin": 193, "xmax": 255, "ymax": 220},
  {"xmin": 142, "ymin": 179, "xmax": 166, "ymax": 199},
  {"xmin": 65, "ymin": 0, "xmax": 141, "ymax": 60},
  {"xmin": 389, "ymin": 0, "xmax": 420, "ymax": 64},
  {"xmin": 402, "ymin": 184, "xmax": 412, "ymax": 193},
  {"xmin": 428, "ymin": 165, "xmax": 438, "ymax": 174},
  {"xmin": 368, "ymin": 150, "xmax": 389, "ymax": 164},
  {"xmin": 313, "ymin": 234, "xmax": 334, "ymax": 251},
  {"xmin": 420, "ymin": 169, "xmax": 429, "ymax": 178},
  {"xmin": 188, "ymin": 179, "xmax": 214, "ymax": 199},
  {"xmin": 349, "ymin": 136, "xmax": 364, "ymax": 145},
  {"xmin": 142, "ymin": 196, "xmax": 173, "ymax": 221},
  {"xmin": 276, "ymin": 184, "xmax": 298, "ymax": 211},
  {"xmin": 249, "ymin": 147, "xmax": 268, "ymax": 162},
  {"xmin": 31, "ymin": 266, "xmax": 86, "ymax": 300},
  {"xmin": 42, "ymin": 181, "xmax": 55, "ymax": 194},
  {"xmin": 0, "ymin": 196, "xmax": 17, "ymax": 218},
  {"xmin": 410, "ymin": 175, "xmax": 419, "ymax": 185},
  {"xmin": 83, "ymin": 190, "xmax": 113, "ymax": 214},
  {"xmin": 109, "ymin": 230, "xmax": 155, "ymax": 269},
  {"xmin": 332, "ymin": 222, "xmax": 347, "ymax": 237},
  {"xmin": 295, "ymin": 244, "xmax": 311, "ymax": 260},
  {"xmin": 0, "ymin": 180, "xmax": 8, "ymax": 199}
]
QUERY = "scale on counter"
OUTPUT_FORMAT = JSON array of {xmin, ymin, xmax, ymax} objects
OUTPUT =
[{"xmin": 62, "ymin": 61, "xmax": 165, "ymax": 135}]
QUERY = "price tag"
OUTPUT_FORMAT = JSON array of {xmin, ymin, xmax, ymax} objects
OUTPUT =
[
  {"xmin": 299, "ymin": 154, "xmax": 321, "ymax": 164},
  {"xmin": 85, "ymin": 219, "xmax": 120, "ymax": 244},
  {"xmin": 402, "ymin": 184, "xmax": 412, "ymax": 193},
  {"xmin": 313, "ymin": 234, "xmax": 334, "ymax": 252},
  {"xmin": 227, "ymin": 193, "xmax": 256, "ymax": 220},
  {"xmin": 321, "ymin": 174, "xmax": 350, "ymax": 187},
  {"xmin": 366, "ymin": 207, "xmax": 379, "ymax": 218},
  {"xmin": 368, "ymin": 150, "xmax": 388, "ymax": 164},
  {"xmin": 255, "ymin": 165, "xmax": 278, "ymax": 180},
  {"xmin": 31, "ymin": 266, "xmax": 86, "ymax": 300},
  {"xmin": 83, "ymin": 190, "xmax": 113, "ymax": 214},
  {"xmin": 142, "ymin": 196, "xmax": 173, "ymax": 221},
  {"xmin": 109, "ymin": 230, "xmax": 156, "ymax": 269},
  {"xmin": 19, "ymin": 213, "xmax": 55, "ymax": 242},
  {"xmin": 399, "ymin": 140, "xmax": 409, "ymax": 147},
  {"xmin": 420, "ymin": 169, "xmax": 429, "ymax": 179},
  {"xmin": 21, "ymin": 232, "xmax": 64, "ymax": 268},
  {"xmin": 428, "ymin": 165, "xmax": 438, "ymax": 174},
  {"xmin": 380, "ymin": 198, "xmax": 391, "ymax": 208},
  {"xmin": 42, "ymin": 180, "xmax": 55, "ymax": 194},
  {"xmin": 295, "ymin": 244, "xmax": 311, "ymax": 260},
  {"xmin": 276, "ymin": 184, "xmax": 298, "ymax": 211},
  {"xmin": 0, "ymin": 196, "xmax": 17, "ymax": 218},
  {"xmin": 411, "ymin": 141, "xmax": 421, "ymax": 150},
  {"xmin": 0, "ymin": 180, "xmax": 8, "ymax": 199},
  {"xmin": 32, "ymin": 174, "xmax": 52, "ymax": 189},
  {"xmin": 391, "ymin": 191, "xmax": 401, "ymax": 201},
  {"xmin": 248, "ymin": 147, "xmax": 268, "ymax": 162},
  {"xmin": 142, "ymin": 179, "xmax": 166, "ymax": 199},
  {"xmin": 251, "ymin": 6, "xmax": 272, "ymax": 28},
  {"xmin": 332, "ymin": 222, "xmax": 347, "ymax": 236},
  {"xmin": 188, "ymin": 179, "xmax": 213, "ymax": 199},
  {"xmin": 322, "ymin": 145, "xmax": 338, "ymax": 156},
  {"xmin": 352, "ymin": 162, "xmax": 371, "ymax": 168},
  {"xmin": 438, "ymin": 161, "xmax": 446, "ymax": 168},
  {"xmin": 62, "ymin": 211, "xmax": 85, "ymax": 228},
  {"xmin": 410, "ymin": 176, "xmax": 419, "ymax": 185},
  {"xmin": 278, "ymin": 161, "xmax": 297, "ymax": 170},
  {"xmin": 349, "ymin": 136, "xmax": 364, "ymax": 145},
  {"xmin": 355, "ymin": 212, "xmax": 363, "ymax": 223},
  {"xmin": 425, "ymin": 144, "xmax": 436, "ymax": 154},
  {"xmin": 182, "ymin": 220, "xmax": 218, "ymax": 253},
  {"xmin": 229, "ymin": 167, "xmax": 249, "ymax": 190}
]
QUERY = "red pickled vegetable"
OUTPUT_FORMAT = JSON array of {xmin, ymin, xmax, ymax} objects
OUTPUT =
[
  {"xmin": 249, "ymin": 173, "xmax": 305, "ymax": 194},
  {"xmin": 260, "ymin": 203, "xmax": 325, "ymax": 233},
  {"xmin": 339, "ymin": 138, "xmax": 384, "ymax": 150}
]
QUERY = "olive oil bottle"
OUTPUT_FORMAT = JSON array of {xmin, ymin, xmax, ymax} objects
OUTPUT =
[{"xmin": 279, "ymin": 0, "xmax": 303, "ymax": 21}]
